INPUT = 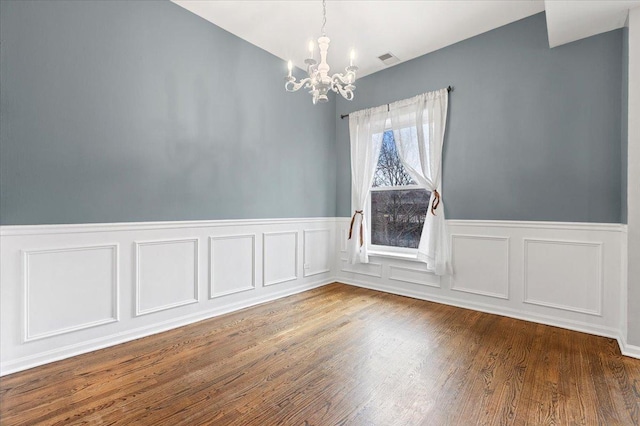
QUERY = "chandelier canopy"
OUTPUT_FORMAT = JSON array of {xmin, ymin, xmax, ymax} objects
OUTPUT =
[{"xmin": 285, "ymin": 0, "xmax": 358, "ymax": 104}]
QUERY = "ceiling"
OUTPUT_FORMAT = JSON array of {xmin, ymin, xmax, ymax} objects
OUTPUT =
[
  {"xmin": 173, "ymin": 0, "xmax": 640, "ymax": 78},
  {"xmin": 546, "ymin": 1, "xmax": 639, "ymax": 47}
]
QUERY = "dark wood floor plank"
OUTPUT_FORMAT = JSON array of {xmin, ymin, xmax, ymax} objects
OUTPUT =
[
  {"xmin": 458, "ymin": 316, "xmax": 526, "ymax": 426},
  {"xmin": 1, "ymin": 283, "xmax": 639, "ymax": 425},
  {"xmin": 599, "ymin": 338, "xmax": 640, "ymax": 425},
  {"xmin": 560, "ymin": 331, "xmax": 590, "ymax": 426}
]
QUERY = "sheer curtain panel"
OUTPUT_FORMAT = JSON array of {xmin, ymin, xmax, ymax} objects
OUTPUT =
[
  {"xmin": 389, "ymin": 88, "xmax": 451, "ymax": 275},
  {"xmin": 347, "ymin": 106, "xmax": 388, "ymax": 264}
]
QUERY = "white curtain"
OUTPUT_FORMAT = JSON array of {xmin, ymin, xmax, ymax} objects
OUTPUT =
[
  {"xmin": 347, "ymin": 105, "xmax": 388, "ymax": 264},
  {"xmin": 388, "ymin": 88, "xmax": 451, "ymax": 275}
]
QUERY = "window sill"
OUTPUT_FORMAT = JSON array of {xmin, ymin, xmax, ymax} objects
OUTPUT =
[{"xmin": 367, "ymin": 249, "xmax": 422, "ymax": 262}]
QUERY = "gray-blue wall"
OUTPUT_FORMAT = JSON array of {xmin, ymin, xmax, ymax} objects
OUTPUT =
[
  {"xmin": 0, "ymin": 0, "xmax": 336, "ymax": 225},
  {"xmin": 0, "ymin": 5, "xmax": 626, "ymax": 225},
  {"xmin": 336, "ymin": 13, "xmax": 623, "ymax": 223}
]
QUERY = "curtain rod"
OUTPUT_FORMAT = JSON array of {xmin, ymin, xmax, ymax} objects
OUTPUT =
[{"xmin": 339, "ymin": 85, "xmax": 453, "ymax": 120}]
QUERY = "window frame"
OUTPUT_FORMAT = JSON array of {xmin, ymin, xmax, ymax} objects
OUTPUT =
[{"xmin": 365, "ymin": 129, "xmax": 429, "ymax": 259}]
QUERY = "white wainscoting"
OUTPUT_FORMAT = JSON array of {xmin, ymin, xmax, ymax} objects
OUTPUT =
[
  {"xmin": 263, "ymin": 231, "xmax": 298, "ymax": 286},
  {"xmin": 0, "ymin": 217, "xmax": 632, "ymax": 374},
  {"xmin": 23, "ymin": 244, "xmax": 119, "ymax": 342},
  {"xmin": 523, "ymin": 238, "xmax": 602, "ymax": 316},
  {"xmin": 135, "ymin": 238, "xmax": 199, "ymax": 316},
  {"xmin": 335, "ymin": 219, "xmax": 624, "ymax": 343},
  {"xmin": 340, "ymin": 258, "xmax": 383, "ymax": 278},
  {"xmin": 209, "ymin": 234, "xmax": 256, "ymax": 298},
  {"xmin": 0, "ymin": 218, "xmax": 336, "ymax": 375},
  {"xmin": 389, "ymin": 264, "xmax": 440, "ymax": 288},
  {"xmin": 303, "ymin": 229, "xmax": 331, "ymax": 277},
  {"xmin": 451, "ymin": 235, "xmax": 510, "ymax": 299}
]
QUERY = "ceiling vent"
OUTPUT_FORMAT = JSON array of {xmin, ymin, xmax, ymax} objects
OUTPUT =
[{"xmin": 378, "ymin": 52, "xmax": 400, "ymax": 66}]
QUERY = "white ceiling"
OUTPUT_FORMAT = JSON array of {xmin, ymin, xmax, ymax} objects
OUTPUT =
[
  {"xmin": 546, "ymin": 1, "xmax": 639, "ymax": 47},
  {"xmin": 173, "ymin": 0, "xmax": 640, "ymax": 78}
]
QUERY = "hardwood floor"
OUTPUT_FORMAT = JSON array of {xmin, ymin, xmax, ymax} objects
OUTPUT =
[{"xmin": 1, "ymin": 283, "xmax": 639, "ymax": 425}]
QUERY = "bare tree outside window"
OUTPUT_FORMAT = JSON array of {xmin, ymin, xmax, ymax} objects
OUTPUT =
[
  {"xmin": 373, "ymin": 131, "xmax": 415, "ymax": 187},
  {"xmin": 371, "ymin": 131, "xmax": 430, "ymax": 248}
]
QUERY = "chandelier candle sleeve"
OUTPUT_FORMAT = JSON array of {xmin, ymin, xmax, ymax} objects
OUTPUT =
[{"xmin": 284, "ymin": 0, "xmax": 358, "ymax": 104}]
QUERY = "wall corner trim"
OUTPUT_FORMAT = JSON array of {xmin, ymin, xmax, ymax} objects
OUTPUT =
[{"xmin": 617, "ymin": 334, "xmax": 640, "ymax": 358}]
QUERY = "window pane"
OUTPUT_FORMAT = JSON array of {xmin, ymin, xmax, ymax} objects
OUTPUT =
[
  {"xmin": 373, "ymin": 131, "xmax": 415, "ymax": 187},
  {"xmin": 371, "ymin": 189, "xmax": 430, "ymax": 249}
]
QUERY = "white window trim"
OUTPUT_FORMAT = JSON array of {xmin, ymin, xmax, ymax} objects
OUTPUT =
[{"xmin": 356, "ymin": 125, "xmax": 428, "ymax": 261}]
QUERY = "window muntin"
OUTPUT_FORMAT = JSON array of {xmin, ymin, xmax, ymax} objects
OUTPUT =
[{"xmin": 369, "ymin": 131, "xmax": 430, "ymax": 250}]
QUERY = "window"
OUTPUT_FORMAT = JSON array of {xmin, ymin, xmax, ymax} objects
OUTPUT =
[{"xmin": 369, "ymin": 130, "xmax": 430, "ymax": 250}]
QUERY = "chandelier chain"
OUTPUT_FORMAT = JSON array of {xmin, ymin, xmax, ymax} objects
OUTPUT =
[{"xmin": 321, "ymin": 0, "xmax": 327, "ymax": 36}]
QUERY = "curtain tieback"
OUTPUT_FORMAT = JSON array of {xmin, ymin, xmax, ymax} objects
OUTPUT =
[
  {"xmin": 348, "ymin": 210, "xmax": 364, "ymax": 246},
  {"xmin": 430, "ymin": 190, "xmax": 441, "ymax": 215}
]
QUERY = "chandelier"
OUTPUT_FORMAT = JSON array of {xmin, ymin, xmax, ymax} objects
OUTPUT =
[{"xmin": 285, "ymin": 0, "xmax": 358, "ymax": 104}]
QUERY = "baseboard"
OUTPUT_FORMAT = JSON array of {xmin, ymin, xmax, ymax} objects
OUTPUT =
[
  {"xmin": 1, "ymin": 278, "xmax": 334, "ymax": 376},
  {"xmin": 336, "ymin": 278, "xmax": 621, "ymax": 342},
  {"xmin": 617, "ymin": 335, "xmax": 640, "ymax": 359}
]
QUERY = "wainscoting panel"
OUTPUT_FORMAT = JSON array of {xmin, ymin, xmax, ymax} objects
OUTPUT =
[
  {"xmin": 339, "ymin": 228, "xmax": 348, "ymax": 253},
  {"xmin": 340, "ymin": 258, "xmax": 383, "ymax": 278},
  {"xmin": 210, "ymin": 235, "xmax": 255, "ymax": 298},
  {"xmin": 388, "ymin": 265, "xmax": 439, "ymax": 288},
  {"xmin": 263, "ymin": 231, "xmax": 298, "ymax": 286},
  {"xmin": 23, "ymin": 245, "xmax": 119, "ymax": 341},
  {"xmin": 135, "ymin": 239, "xmax": 198, "ymax": 316},
  {"xmin": 524, "ymin": 239, "xmax": 602, "ymax": 315},
  {"xmin": 451, "ymin": 235, "xmax": 510, "ymax": 299},
  {"xmin": 303, "ymin": 229, "xmax": 331, "ymax": 277}
]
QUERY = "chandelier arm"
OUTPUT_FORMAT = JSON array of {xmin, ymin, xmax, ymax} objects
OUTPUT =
[
  {"xmin": 336, "ymin": 87, "xmax": 354, "ymax": 101},
  {"xmin": 285, "ymin": 77, "xmax": 314, "ymax": 92},
  {"xmin": 331, "ymin": 79, "xmax": 355, "ymax": 101},
  {"xmin": 331, "ymin": 72, "xmax": 355, "ymax": 86}
]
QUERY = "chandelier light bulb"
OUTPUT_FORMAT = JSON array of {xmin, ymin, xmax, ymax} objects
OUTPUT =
[
  {"xmin": 287, "ymin": 60, "xmax": 292, "ymax": 77},
  {"xmin": 350, "ymin": 50, "xmax": 355, "ymax": 66},
  {"xmin": 308, "ymin": 41, "xmax": 315, "ymax": 56}
]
